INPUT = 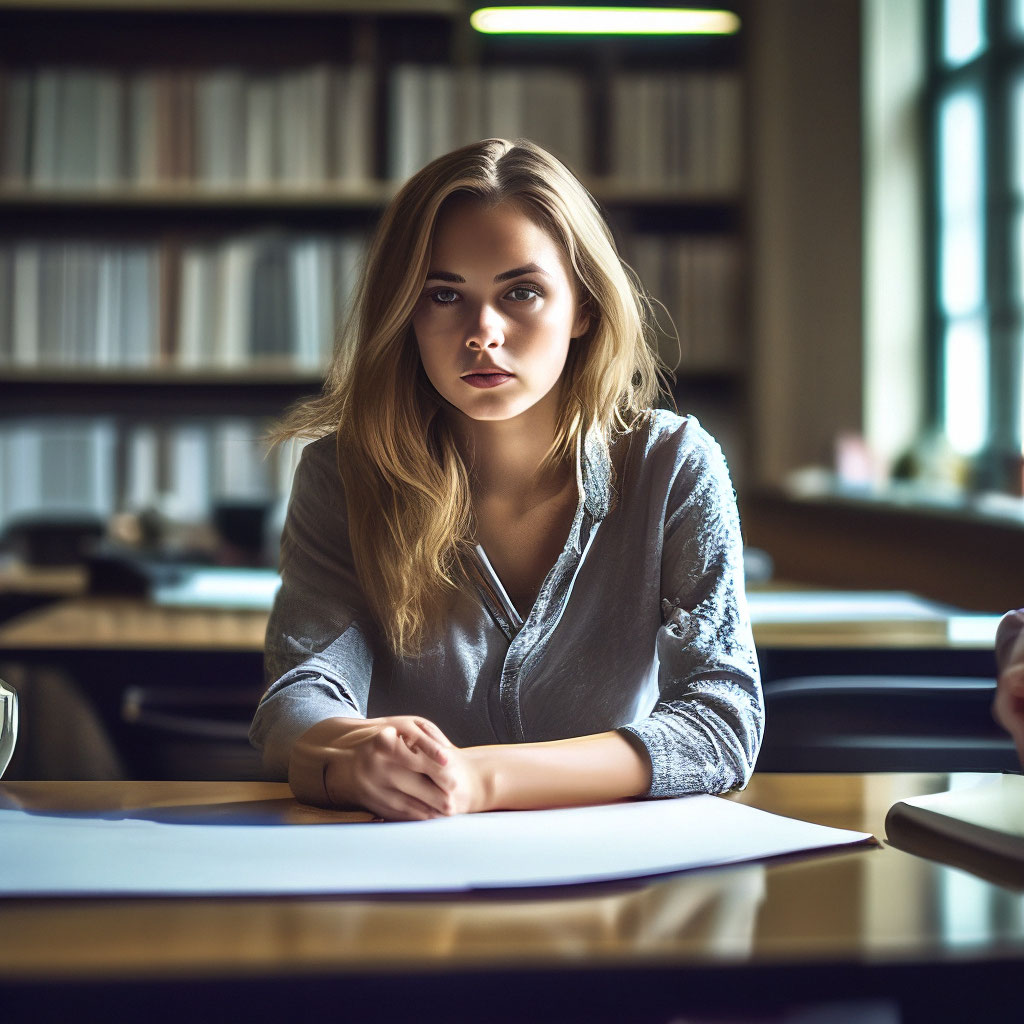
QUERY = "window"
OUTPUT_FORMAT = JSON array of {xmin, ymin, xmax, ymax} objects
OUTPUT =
[{"xmin": 930, "ymin": 0, "xmax": 1024, "ymax": 489}]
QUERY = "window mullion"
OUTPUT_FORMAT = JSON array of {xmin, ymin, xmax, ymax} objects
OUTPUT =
[{"xmin": 984, "ymin": 0, "xmax": 1019, "ymax": 483}]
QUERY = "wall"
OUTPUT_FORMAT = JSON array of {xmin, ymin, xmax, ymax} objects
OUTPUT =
[{"xmin": 747, "ymin": 0, "xmax": 864, "ymax": 486}]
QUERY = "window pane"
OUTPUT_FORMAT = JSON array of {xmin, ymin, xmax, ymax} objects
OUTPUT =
[
  {"xmin": 940, "ymin": 90, "xmax": 984, "ymax": 212},
  {"xmin": 944, "ymin": 0, "xmax": 986, "ymax": 65},
  {"xmin": 944, "ymin": 317, "xmax": 989, "ymax": 455},
  {"xmin": 1013, "ymin": 0, "xmax": 1024, "ymax": 36},
  {"xmin": 942, "ymin": 217, "xmax": 985, "ymax": 314},
  {"xmin": 939, "ymin": 91, "xmax": 985, "ymax": 315}
]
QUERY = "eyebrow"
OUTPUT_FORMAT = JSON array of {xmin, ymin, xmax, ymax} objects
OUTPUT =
[{"xmin": 424, "ymin": 263, "xmax": 551, "ymax": 284}]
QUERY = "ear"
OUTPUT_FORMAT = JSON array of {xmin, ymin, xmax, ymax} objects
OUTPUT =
[{"xmin": 571, "ymin": 300, "xmax": 591, "ymax": 340}]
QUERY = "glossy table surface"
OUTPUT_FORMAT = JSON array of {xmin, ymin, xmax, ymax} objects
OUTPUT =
[{"xmin": 1, "ymin": 773, "xmax": 1021, "ymax": 982}]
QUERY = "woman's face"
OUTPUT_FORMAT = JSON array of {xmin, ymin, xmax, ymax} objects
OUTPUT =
[{"xmin": 412, "ymin": 199, "xmax": 588, "ymax": 426}]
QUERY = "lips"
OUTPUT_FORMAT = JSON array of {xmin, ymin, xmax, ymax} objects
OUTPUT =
[{"xmin": 461, "ymin": 369, "xmax": 515, "ymax": 389}]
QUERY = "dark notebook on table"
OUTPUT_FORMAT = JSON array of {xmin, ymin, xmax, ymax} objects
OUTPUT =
[{"xmin": 885, "ymin": 775, "xmax": 1024, "ymax": 889}]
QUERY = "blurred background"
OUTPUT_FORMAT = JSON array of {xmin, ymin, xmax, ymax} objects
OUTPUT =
[
  {"xmin": 1, "ymin": 0, "xmax": 1022, "ymax": 778},
  {"xmin": 2, "ymin": 0, "xmax": 1022, "ymax": 605}
]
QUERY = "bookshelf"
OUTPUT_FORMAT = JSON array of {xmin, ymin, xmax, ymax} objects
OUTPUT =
[{"xmin": 0, "ymin": 0, "xmax": 751, "ymax": 545}]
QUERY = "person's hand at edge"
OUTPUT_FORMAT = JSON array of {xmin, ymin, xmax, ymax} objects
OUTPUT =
[{"xmin": 993, "ymin": 609, "xmax": 1024, "ymax": 767}]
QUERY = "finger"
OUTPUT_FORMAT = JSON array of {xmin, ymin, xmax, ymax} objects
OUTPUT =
[
  {"xmin": 367, "ymin": 768, "xmax": 451, "ymax": 819},
  {"xmin": 388, "ymin": 766, "xmax": 454, "ymax": 815},
  {"xmin": 368, "ymin": 792, "xmax": 440, "ymax": 822},
  {"xmin": 402, "ymin": 724, "xmax": 451, "ymax": 767},
  {"xmin": 414, "ymin": 717, "xmax": 455, "ymax": 751},
  {"xmin": 382, "ymin": 730, "xmax": 455, "ymax": 789}
]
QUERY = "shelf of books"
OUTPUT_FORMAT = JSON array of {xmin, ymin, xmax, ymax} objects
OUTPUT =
[{"xmin": 0, "ymin": 0, "xmax": 750, "ymax": 541}]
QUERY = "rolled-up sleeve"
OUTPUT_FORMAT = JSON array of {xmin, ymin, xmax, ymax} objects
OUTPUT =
[
  {"xmin": 621, "ymin": 429, "xmax": 763, "ymax": 796},
  {"xmin": 249, "ymin": 437, "xmax": 375, "ymax": 779}
]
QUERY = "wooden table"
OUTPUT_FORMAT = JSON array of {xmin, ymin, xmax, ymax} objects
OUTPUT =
[
  {"xmin": 1, "ymin": 774, "xmax": 1020, "ymax": 1022},
  {"xmin": 0, "ymin": 596, "xmax": 267, "ymax": 653}
]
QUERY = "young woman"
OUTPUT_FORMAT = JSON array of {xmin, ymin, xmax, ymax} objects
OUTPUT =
[{"xmin": 250, "ymin": 138, "xmax": 763, "ymax": 819}]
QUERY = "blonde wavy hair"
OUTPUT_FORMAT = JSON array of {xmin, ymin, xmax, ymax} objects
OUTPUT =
[{"xmin": 275, "ymin": 138, "xmax": 666, "ymax": 657}]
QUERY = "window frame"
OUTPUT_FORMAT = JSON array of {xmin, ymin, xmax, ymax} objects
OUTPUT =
[{"xmin": 928, "ymin": 0, "xmax": 1024, "ymax": 491}]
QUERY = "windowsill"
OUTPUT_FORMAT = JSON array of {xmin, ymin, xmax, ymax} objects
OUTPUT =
[
  {"xmin": 776, "ymin": 473, "xmax": 1024, "ymax": 530},
  {"xmin": 740, "ymin": 478, "xmax": 1024, "ymax": 613}
]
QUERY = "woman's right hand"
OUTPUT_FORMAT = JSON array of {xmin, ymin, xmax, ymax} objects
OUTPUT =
[{"xmin": 288, "ymin": 715, "xmax": 456, "ymax": 819}]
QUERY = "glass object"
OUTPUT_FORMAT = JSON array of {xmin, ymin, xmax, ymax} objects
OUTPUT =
[
  {"xmin": 1013, "ymin": 0, "xmax": 1024, "ymax": 36},
  {"xmin": 0, "ymin": 679, "xmax": 17, "ymax": 778},
  {"xmin": 943, "ymin": 0, "xmax": 986, "ymax": 65},
  {"xmin": 944, "ymin": 317, "xmax": 989, "ymax": 456}
]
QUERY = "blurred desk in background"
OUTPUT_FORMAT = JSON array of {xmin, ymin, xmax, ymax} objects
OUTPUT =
[
  {"xmin": 0, "ymin": 560, "xmax": 88, "ymax": 628},
  {"xmin": 0, "ymin": 593, "xmax": 268, "ymax": 781},
  {"xmin": 0, "ymin": 584, "xmax": 1001, "ymax": 659},
  {"xmin": 747, "ymin": 587, "xmax": 1000, "ymax": 681},
  {"xmin": 0, "ymin": 773, "xmax": 1020, "ymax": 1022},
  {"xmin": 0, "ymin": 562, "xmax": 87, "ymax": 598},
  {"xmin": 0, "ymin": 595, "xmax": 267, "ymax": 654},
  {"xmin": 0, "ymin": 584, "xmax": 1007, "ymax": 780},
  {"xmin": 745, "ymin": 588, "xmax": 1011, "ymax": 772}
]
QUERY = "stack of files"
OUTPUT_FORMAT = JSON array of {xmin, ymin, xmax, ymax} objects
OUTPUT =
[
  {"xmin": 608, "ymin": 71, "xmax": 741, "ymax": 194},
  {"xmin": 0, "ymin": 233, "xmax": 365, "ymax": 371},
  {"xmin": 0, "ymin": 416, "xmax": 304, "ymax": 537},
  {"xmin": 176, "ymin": 231, "xmax": 364, "ymax": 371},
  {"xmin": 122, "ymin": 418, "xmax": 301, "ymax": 523},
  {"xmin": 0, "ymin": 242, "xmax": 161, "ymax": 368},
  {"xmin": 0, "ymin": 64, "xmax": 374, "ymax": 188},
  {"xmin": 388, "ymin": 64, "xmax": 587, "ymax": 182},
  {"xmin": 0, "ymin": 418, "xmax": 117, "ymax": 530},
  {"xmin": 626, "ymin": 235, "xmax": 743, "ymax": 372}
]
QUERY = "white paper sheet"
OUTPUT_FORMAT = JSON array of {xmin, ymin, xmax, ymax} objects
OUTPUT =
[
  {"xmin": 0, "ymin": 795, "xmax": 873, "ymax": 897},
  {"xmin": 946, "ymin": 614, "xmax": 1001, "ymax": 646},
  {"xmin": 151, "ymin": 567, "xmax": 281, "ymax": 609}
]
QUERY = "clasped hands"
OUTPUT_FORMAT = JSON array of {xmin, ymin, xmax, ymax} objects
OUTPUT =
[{"xmin": 289, "ymin": 715, "xmax": 493, "ymax": 820}]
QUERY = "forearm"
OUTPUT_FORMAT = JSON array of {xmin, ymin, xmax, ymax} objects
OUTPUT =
[
  {"xmin": 288, "ymin": 717, "xmax": 359, "ymax": 807},
  {"xmin": 465, "ymin": 731, "xmax": 652, "ymax": 812}
]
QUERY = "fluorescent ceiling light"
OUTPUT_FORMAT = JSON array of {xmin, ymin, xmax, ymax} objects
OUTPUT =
[{"xmin": 470, "ymin": 6, "xmax": 741, "ymax": 35}]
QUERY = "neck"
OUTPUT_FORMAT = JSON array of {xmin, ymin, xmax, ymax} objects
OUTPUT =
[{"xmin": 449, "ymin": 397, "xmax": 571, "ymax": 504}]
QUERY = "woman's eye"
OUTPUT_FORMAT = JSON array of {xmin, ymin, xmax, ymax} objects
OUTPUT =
[
  {"xmin": 507, "ymin": 285, "xmax": 541, "ymax": 302},
  {"xmin": 429, "ymin": 288, "xmax": 460, "ymax": 306}
]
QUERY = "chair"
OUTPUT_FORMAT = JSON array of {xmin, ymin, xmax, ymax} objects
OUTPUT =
[{"xmin": 757, "ymin": 674, "xmax": 1019, "ymax": 772}]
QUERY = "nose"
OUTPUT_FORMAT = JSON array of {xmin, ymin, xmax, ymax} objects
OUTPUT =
[{"xmin": 465, "ymin": 303, "xmax": 504, "ymax": 351}]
